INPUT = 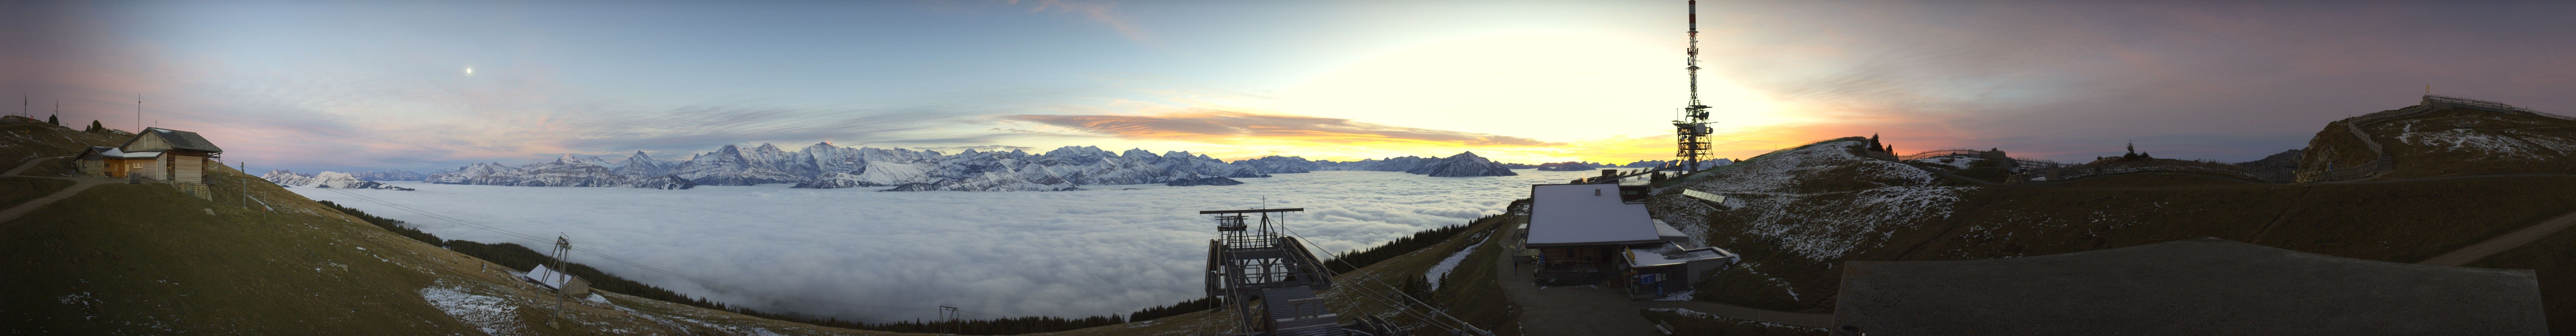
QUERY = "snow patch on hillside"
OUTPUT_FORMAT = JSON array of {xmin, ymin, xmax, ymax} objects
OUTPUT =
[
  {"xmin": 1653, "ymin": 140, "xmax": 1970, "ymax": 261},
  {"xmin": 1422, "ymin": 234, "xmax": 1491, "ymax": 291},
  {"xmin": 419, "ymin": 284, "xmax": 528, "ymax": 336},
  {"xmin": 2396, "ymin": 128, "xmax": 2576, "ymax": 158},
  {"xmin": 1905, "ymin": 156, "xmax": 1982, "ymax": 170}
]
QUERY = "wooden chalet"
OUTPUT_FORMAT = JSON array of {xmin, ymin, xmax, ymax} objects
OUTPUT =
[
  {"xmin": 76, "ymin": 146, "xmax": 163, "ymax": 178},
  {"xmin": 76, "ymin": 128, "xmax": 224, "ymax": 199},
  {"xmin": 117, "ymin": 127, "xmax": 223, "ymax": 184}
]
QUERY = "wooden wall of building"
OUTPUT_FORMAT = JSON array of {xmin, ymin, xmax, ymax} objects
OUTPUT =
[
  {"xmin": 125, "ymin": 134, "xmax": 172, "ymax": 152},
  {"xmin": 80, "ymin": 159, "xmax": 106, "ymax": 177},
  {"xmin": 171, "ymin": 154, "xmax": 204, "ymax": 184}
]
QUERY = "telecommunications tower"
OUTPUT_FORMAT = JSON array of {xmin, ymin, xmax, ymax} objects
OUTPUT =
[{"xmin": 1674, "ymin": 0, "xmax": 1715, "ymax": 172}]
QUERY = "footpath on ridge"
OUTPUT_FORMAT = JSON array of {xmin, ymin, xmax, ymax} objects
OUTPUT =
[{"xmin": 0, "ymin": 156, "xmax": 113, "ymax": 224}]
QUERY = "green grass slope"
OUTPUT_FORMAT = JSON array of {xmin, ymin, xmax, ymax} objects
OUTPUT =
[{"xmin": 0, "ymin": 176, "xmax": 76, "ymax": 208}]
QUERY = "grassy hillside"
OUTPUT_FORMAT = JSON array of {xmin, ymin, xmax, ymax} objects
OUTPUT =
[
  {"xmin": 0, "ymin": 176, "xmax": 75, "ymax": 207},
  {"xmin": 1655, "ymin": 121, "xmax": 2576, "ymax": 315},
  {"xmin": 0, "ymin": 120, "xmax": 907, "ymax": 335},
  {"xmin": 2365, "ymin": 108, "xmax": 2576, "ymax": 178}
]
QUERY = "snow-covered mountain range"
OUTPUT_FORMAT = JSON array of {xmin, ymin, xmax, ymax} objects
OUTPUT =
[
  {"xmin": 261, "ymin": 170, "xmax": 416, "ymax": 190},
  {"xmin": 407, "ymin": 143, "xmax": 1524, "ymax": 191},
  {"xmin": 348, "ymin": 170, "xmax": 428, "ymax": 181}
]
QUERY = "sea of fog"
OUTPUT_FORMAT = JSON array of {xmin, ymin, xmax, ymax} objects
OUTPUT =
[{"xmin": 295, "ymin": 169, "xmax": 1598, "ymax": 322}]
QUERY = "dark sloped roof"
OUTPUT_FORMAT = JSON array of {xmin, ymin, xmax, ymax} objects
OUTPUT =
[
  {"xmin": 78, "ymin": 146, "xmax": 114, "ymax": 159},
  {"xmin": 1835, "ymin": 238, "xmax": 2544, "ymax": 336},
  {"xmin": 123, "ymin": 127, "xmax": 222, "ymax": 153}
]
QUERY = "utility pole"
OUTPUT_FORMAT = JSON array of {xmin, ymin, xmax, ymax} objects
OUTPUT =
[{"xmin": 940, "ymin": 305, "xmax": 960, "ymax": 334}]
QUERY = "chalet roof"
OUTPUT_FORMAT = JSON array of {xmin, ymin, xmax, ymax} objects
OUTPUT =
[
  {"xmin": 82, "ymin": 146, "xmax": 160, "ymax": 159},
  {"xmin": 78, "ymin": 146, "xmax": 113, "ymax": 159},
  {"xmin": 1525, "ymin": 183, "xmax": 1661, "ymax": 247},
  {"xmin": 1834, "ymin": 238, "xmax": 2545, "ymax": 335},
  {"xmin": 122, "ymin": 127, "xmax": 222, "ymax": 153}
]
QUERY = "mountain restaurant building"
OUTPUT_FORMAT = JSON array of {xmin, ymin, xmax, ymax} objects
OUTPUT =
[{"xmin": 1523, "ymin": 183, "xmax": 1666, "ymax": 285}]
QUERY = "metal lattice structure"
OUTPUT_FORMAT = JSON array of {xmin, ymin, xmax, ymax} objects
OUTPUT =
[
  {"xmin": 1674, "ymin": 0, "xmax": 1715, "ymax": 172},
  {"xmin": 1201, "ymin": 208, "xmax": 1341, "ymax": 335}
]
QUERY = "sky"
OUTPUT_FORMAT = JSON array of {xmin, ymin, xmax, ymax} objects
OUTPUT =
[{"xmin": 9, "ymin": 0, "xmax": 2576, "ymax": 173}]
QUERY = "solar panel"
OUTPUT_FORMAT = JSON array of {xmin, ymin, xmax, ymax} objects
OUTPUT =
[{"xmin": 1681, "ymin": 189, "xmax": 1726, "ymax": 203}]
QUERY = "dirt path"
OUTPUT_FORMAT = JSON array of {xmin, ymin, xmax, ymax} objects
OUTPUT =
[
  {"xmin": 2419, "ymin": 209, "xmax": 2576, "ymax": 266},
  {"xmin": 1490, "ymin": 225, "xmax": 1830, "ymax": 335},
  {"xmin": 0, "ymin": 156, "xmax": 113, "ymax": 224}
]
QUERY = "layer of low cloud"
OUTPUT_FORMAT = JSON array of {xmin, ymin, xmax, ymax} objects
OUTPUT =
[{"xmin": 295, "ymin": 170, "xmax": 1597, "ymax": 322}]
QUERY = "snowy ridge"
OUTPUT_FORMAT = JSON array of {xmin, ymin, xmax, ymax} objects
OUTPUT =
[
  {"xmin": 425, "ymin": 154, "xmax": 696, "ymax": 189},
  {"xmin": 1649, "ymin": 140, "xmax": 1970, "ymax": 261},
  {"xmin": 348, "ymin": 170, "xmax": 426, "ymax": 181},
  {"xmin": 260, "ymin": 170, "xmax": 414, "ymax": 190},
  {"xmin": 422, "ymin": 141, "xmax": 1522, "ymax": 191}
]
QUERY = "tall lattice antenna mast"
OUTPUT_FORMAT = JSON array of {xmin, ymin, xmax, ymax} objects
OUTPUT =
[{"xmin": 1673, "ymin": 0, "xmax": 1715, "ymax": 172}]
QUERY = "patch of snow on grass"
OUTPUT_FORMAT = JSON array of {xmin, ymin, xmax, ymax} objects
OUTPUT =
[
  {"xmin": 2397, "ymin": 128, "xmax": 2576, "ymax": 158},
  {"xmin": 1651, "ymin": 140, "xmax": 1970, "ymax": 261},
  {"xmin": 1422, "ymin": 234, "xmax": 1491, "ymax": 291},
  {"xmin": 419, "ymin": 284, "xmax": 527, "ymax": 336},
  {"xmin": 1904, "ymin": 155, "xmax": 1982, "ymax": 170},
  {"xmin": 1654, "ymin": 290, "xmax": 1694, "ymax": 301}
]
